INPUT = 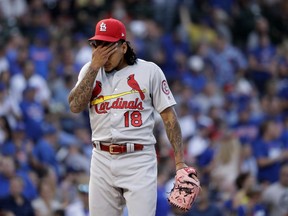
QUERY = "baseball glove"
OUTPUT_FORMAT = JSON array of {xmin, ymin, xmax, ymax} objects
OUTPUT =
[{"xmin": 168, "ymin": 167, "xmax": 200, "ymax": 214}]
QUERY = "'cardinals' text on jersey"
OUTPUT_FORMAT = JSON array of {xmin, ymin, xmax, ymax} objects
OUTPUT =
[{"xmin": 76, "ymin": 59, "xmax": 176, "ymax": 144}]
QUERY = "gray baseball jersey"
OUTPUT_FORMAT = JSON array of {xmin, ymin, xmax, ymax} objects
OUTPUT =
[{"xmin": 76, "ymin": 59, "xmax": 176, "ymax": 144}]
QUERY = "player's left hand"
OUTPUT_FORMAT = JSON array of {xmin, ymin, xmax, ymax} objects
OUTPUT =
[{"xmin": 168, "ymin": 167, "xmax": 201, "ymax": 214}]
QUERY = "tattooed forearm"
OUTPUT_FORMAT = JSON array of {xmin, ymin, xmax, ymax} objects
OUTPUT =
[
  {"xmin": 68, "ymin": 66, "xmax": 99, "ymax": 113},
  {"xmin": 160, "ymin": 107, "xmax": 184, "ymax": 161}
]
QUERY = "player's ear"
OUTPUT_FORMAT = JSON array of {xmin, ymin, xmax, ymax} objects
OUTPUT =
[{"xmin": 122, "ymin": 41, "xmax": 128, "ymax": 54}]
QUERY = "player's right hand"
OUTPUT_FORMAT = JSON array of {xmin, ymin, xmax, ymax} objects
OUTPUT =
[{"xmin": 90, "ymin": 42, "xmax": 118, "ymax": 70}]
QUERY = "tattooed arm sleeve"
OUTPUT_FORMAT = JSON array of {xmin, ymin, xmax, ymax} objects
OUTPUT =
[
  {"xmin": 68, "ymin": 66, "xmax": 100, "ymax": 113},
  {"xmin": 160, "ymin": 106, "xmax": 186, "ymax": 170}
]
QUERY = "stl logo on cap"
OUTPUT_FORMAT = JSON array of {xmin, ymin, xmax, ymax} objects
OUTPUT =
[
  {"xmin": 99, "ymin": 22, "xmax": 107, "ymax": 32},
  {"xmin": 89, "ymin": 18, "xmax": 126, "ymax": 42}
]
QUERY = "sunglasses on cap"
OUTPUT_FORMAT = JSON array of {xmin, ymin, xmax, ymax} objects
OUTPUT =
[{"xmin": 89, "ymin": 39, "xmax": 125, "ymax": 48}]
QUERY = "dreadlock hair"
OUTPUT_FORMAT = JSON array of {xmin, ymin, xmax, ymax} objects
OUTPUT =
[{"xmin": 121, "ymin": 40, "xmax": 137, "ymax": 65}]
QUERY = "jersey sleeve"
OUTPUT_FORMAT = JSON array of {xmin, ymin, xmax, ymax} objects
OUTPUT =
[
  {"xmin": 75, "ymin": 61, "xmax": 91, "ymax": 87},
  {"xmin": 150, "ymin": 63, "xmax": 176, "ymax": 113}
]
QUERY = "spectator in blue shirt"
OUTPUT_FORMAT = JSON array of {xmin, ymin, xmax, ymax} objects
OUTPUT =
[
  {"xmin": 232, "ymin": 101, "xmax": 260, "ymax": 144},
  {"xmin": 5, "ymin": 38, "xmax": 29, "ymax": 76},
  {"xmin": 1, "ymin": 123, "xmax": 33, "ymax": 172},
  {"xmin": 253, "ymin": 119, "xmax": 288, "ymax": 184},
  {"xmin": 20, "ymin": 85, "xmax": 45, "ymax": 142},
  {"xmin": 207, "ymin": 32, "xmax": 247, "ymax": 87},
  {"xmin": 247, "ymin": 34, "xmax": 277, "ymax": 95},
  {"xmin": 29, "ymin": 31, "xmax": 52, "ymax": 79},
  {"xmin": 55, "ymin": 48, "xmax": 81, "ymax": 77},
  {"xmin": 0, "ymin": 175, "xmax": 35, "ymax": 216},
  {"xmin": 161, "ymin": 29, "xmax": 191, "ymax": 81},
  {"xmin": 0, "ymin": 156, "xmax": 37, "ymax": 201},
  {"xmin": 32, "ymin": 123, "xmax": 60, "ymax": 179},
  {"xmin": 181, "ymin": 56, "xmax": 207, "ymax": 94}
]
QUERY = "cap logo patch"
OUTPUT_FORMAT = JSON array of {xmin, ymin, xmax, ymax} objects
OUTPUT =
[
  {"xmin": 122, "ymin": 33, "xmax": 125, "ymax": 37},
  {"xmin": 161, "ymin": 80, "xmax": 170, "ymax": 95},
  {"xmin": 99, "ymin": 22, "xmax": 106, "ymax": 32}
]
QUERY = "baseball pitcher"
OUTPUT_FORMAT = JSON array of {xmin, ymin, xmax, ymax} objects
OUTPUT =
[{"xmin": 68, "ymin": 18, "xmax": 200, "ymax": 216}]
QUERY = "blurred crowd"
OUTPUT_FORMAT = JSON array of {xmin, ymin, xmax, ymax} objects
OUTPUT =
[{"xmin": 0, "ymin": 0, "xmax": 288, "ymax": 215}]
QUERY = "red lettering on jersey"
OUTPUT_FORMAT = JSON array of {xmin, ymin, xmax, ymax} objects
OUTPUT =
[
  {"xmin": 95, "ymin": 103, "xmax": 108, "ymax": 114},
  {"xmin": 94, "ymin": 98, "xmax": 144, "ymax": 114}
]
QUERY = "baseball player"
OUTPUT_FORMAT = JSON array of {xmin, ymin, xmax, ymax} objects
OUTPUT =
[{"xmin": 68, "ymin": 18, "xmax": 199, "ymax": 216}]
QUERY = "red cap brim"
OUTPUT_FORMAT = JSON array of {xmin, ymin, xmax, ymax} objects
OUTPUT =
[{"xmin": 88, "ymin": 35, "xmax": 120, "ymax": 42}]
